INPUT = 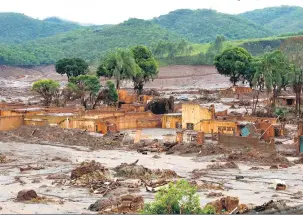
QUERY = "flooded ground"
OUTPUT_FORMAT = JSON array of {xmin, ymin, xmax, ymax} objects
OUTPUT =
[{"xmin": 1, "ymin": 141, "xmax": 303, "ymax": 213}]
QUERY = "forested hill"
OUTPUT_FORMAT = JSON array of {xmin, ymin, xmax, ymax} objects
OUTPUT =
[
  {"xmin": 0, "ymin": 6, "xmax": 303, "ymax": 66},
  {"xmin": 0, "ymin": 13, "xmax": 81, "ymax": 44},
  {"xmin": 239, "ymin": 6, "xmax": 303, "ymax": 34},
  {"xmin": 0, "ymin": 19, "xmax": 183, "ymax": 65},
  {"xmin": 152, "ymin": 9, "xmax": 273, "ymax": 43}
]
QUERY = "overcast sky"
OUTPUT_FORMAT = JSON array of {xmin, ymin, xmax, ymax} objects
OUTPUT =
[{"xmin": 1, "ymin": 0, "xmax": 303, "ymax": 25}]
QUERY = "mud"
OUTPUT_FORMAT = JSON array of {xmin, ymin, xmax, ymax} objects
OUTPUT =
[
  {"xmin": 1, "ymin": 141, "xmax": 303, "ymax": 213},
  {"xmin": 0, "ymin": 125, "xmax": 123, "ymax": 150}
]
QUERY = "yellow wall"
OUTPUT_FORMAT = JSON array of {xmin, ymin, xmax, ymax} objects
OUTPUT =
[
  {"xmin": 0, "ymin": 116, "xmax": 24, "ymax": 131},
  {"xmin": 200, "ymin": 120, "xmax": 237, "ymax": 134},
  {"xmin": 60, "ymin": 118, "xmax": 97, "ymax": 132},
  {"xmin": 182, "ymin": 103, "xmax": 214, "ymax": 130},
  {"xmin": 162, "ymin": 115, "xmax": 182, "ymax": 129},
  {"xmin": 83, "ymin": 110, "xmax": 125, "ymax": 119}
]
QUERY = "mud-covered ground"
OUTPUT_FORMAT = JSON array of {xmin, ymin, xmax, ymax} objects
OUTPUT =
[
  {"xmin": 1, "ymin": 141, "xmax": 303, "ymax": 214},
  {"xmin": 0, "ymin": 65, "xmax": 231, "ymax": 103}
]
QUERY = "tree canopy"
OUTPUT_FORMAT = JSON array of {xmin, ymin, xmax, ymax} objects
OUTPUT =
[
  {"xmin": 97, "ymin": 49, "xmax": 137, "ymax": 89},
  {"xmin": 67, "ymin": 75, "xmax": 101, "ymax": 109},
  {"xmin": 214, "ymin": 47, "xmax": 252, "ymax": 86},
  {"xmin": 142, "ymin": 180, "xmax": 215, "ymax": 214},
  {"xmin": 132, "ymin": 45, "xmax": 158, "ymax": 94},
  {"xmin": 32, "ymin": 79, "xmax": 60, "ymax": 106},
  {"xmin": 55, "ymin": 58, "xmax": 89, "ymax": 80}
]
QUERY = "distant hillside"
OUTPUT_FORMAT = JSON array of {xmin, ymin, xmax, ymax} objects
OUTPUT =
[
  {"xmin": 239, "ymin": 6, "xmax": 303, "ymax": 34},
  {"xmin": 0, "ymin": 18, "xmax": 184, "ymax": 65},
  {"xmin": 0, "ymin": 13, "xmax": 81, "ymax": 43},
  {"xmin": 1, "ymin": 6, "xmax": 303, "ymax": 66},
  {"xmin": 153, "ymin": 9, "xmax": 273, "ymax": 43}
]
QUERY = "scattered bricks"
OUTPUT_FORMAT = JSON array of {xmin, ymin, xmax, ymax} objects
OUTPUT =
[{"xmin": 16, "ymin": 189, "xmax": 38, "ymax": 201}]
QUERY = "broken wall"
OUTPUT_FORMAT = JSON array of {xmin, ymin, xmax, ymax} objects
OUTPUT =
[
  {"xmin": 162, "ymin": 114, "xmax": 182, "ymax": 129},
  {"xmin": 218, "ymin": 135, "xmax": 275, "ymax": 152},
  {"xmin": 182, "ymin": 103, "xmax": 214, "ymax": 131},
  {"xmin": 83, "ymin": 110, "xmax": 125, "ymax": 119},
  {"xmin": 24, "ymin": 118, "xmax": 47, "ymax": 126},
  {"xmin": 200, "ymin": 120, "xmax": 237, "ymax": 134},
  {"xmin": 59, "ymin": 118, "xmax": 97, "ymax": 132},
  {"xmin": 0, "ymin": 115, "xmax": 24, "ymax": 131},
  {"xmin": 256, "ymin": 122, "xmax": 275, "ymax": 142},
  {"xmin": 120, "ymin": 104, "xmax": 145, "ymax": 112}
]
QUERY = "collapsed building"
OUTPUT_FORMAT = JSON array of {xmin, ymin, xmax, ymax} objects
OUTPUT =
[{"xmin": 0, "ymin": 86, "xmax": 297, "ymax": 153}]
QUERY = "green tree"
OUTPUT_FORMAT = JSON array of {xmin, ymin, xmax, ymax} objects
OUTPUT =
[
  {"xmin": 67, "ymin": 75, "xmax": 101, "ymax": 109},
  {"xmin": 132, "ymin": 45, "xmax": 159, "ymax": 94},
  {"xmin": 55, "ymin": 58, "xmax": 89, "ymax": 80},
  {"xmin": 97, "ymin": 49, "xmax": 136, "ymax": 89},
  {"xmin": 32, "ymin": 79, "xmax": 60, "ymax": 106},
  {"xmin": 281, "ymin": 36, "xmax": 303, "ymax": 115},
  {"xmin": 214, "ymin": 47, "xmax": 252, "ymax": 86},
  {"xmin": 142, "ymin": 180, "xmax": 215, "ymax": 214},
  {"xmin": 100, "ymin": 81, "xmax": 118, "ymax": 106},
  {"xmin": 253, "ymin": 50, "xmax": 288, "ymax": 109}
]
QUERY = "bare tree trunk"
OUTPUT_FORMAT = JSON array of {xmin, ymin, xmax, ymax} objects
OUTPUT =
[
  {"xmin": 116, "ymin": 79, "xmax": 120, "ymax": 108},
  {"xmin": 252, "ymin": 91, "xmax": 260, "ymax": 115}
]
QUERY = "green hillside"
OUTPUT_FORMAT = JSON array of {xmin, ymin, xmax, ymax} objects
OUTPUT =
[
  {"xmin": 0, "ymin": 13, "xmax": 81, "ymax": 44},
  {"xmin": 0, "ymin": 18, "xmax": 184, "ymax": 65},
  {"xmin": 239, "ymin": 6, "xmax": 303, "ymax": 34},
  {"xmin": 153, "ymin": 9, "xmax": 273, "ymax": 43},
  {"xmin": 0, "ymin": 6, "xmax": 303, "ymax": 66}
]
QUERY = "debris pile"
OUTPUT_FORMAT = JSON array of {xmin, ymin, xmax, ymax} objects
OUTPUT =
[
  {"xmin": 207, "ymin": 196, "xmax": 239, "ymax": 214},
  {"xmin": 254, "ymin": 200, "xmax": 288, "ymax": 213},
  {"xmin": 16, "ymin": 189, "xmax": 38, "ymax": 201},
  {"xmin": 52, "ymin": 156, "xmax": 70, "ymax": 162},
  {"xmin": 166, "ymin": 143, "xmax": 202, "ymax": 155},
  {"xmin": 69, "ymin": 160, "xmax": 120, "ymax": 195},
  {"xmin": 206, "ymin": 192, "xmax": 224, "ymax": 198},
  {"xmin": 113, "ymin": 160, "xmax": 178, "ymax": 180},
  {"xmin": 294, "ymin": 157, "xmax": 303, "ymax": 164},
  {"xmin": 0, "ymin": 125, "xmax": 123, "ymax": 150},
  {"xmin": 71, "ymin": 160, "xmax": 108, "ymax": 180},
  {"xmin": 206, "ymin": 162, "xmax": 239, "ymax": 170},
  {"xmin": 224, "ymin": 150, "xmax": 291, "ymax": 165},
  {"xmin": 20, "ymin": 165, "xmax": 45, "ymax": 172},
  {"xmin": 197, "ymin": 144, "xmax": 229, "ymax": 156},
  {"xmin": 0, "ymin": 153, "xmax": 7, "ymax": 163},
  {"xmin": 143, "ymin": 178, "xmax": 171, "ymax": 193},
  {"xmin": 88, "ymin": 194, "xmax": 144, "ymax": 213},
  {"xmin": 190, "ymin": 180, "xmax": 224, "ymax": 191}
]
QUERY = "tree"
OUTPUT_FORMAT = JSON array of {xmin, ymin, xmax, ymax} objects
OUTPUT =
[
  {"xmin": 214, "ymin": 47, "xmax": 252, "ymax": 86},
  {"xmin": 101, "ymin": 81, "xmax": 118, "ymax": 106},
  {"xmin": 132, "ymin": 45, "xmax": 158, "ymax": 94},
  {"xmin": 253, "ymin": 50, "xmax": 288, "ymax": 110},
  {"xmin": 281, "ymin": 36, "xmax": 303, "ymax": 116},
  {"xmin": 32, "ymin": 79, "xmax": 60, "ymax": 106},
  {"xmin": 142, "ymin": 180, "xmax": 215, "ymax": 214},
  {"xmin": 67, "ymin": 75, "xmax": 101, "ymax": 109},
  {"xmin": 97, "ymin": 49, "xmax": 136, "ymax": 89},
  {"xmin": 55, "ymin": 58, "xmax": 89, "ymax": 80}
]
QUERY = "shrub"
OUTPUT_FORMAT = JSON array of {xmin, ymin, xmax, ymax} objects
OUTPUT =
[{"xmin": 142, "ymin": 179, "xmax": 215, "ymax": 214}]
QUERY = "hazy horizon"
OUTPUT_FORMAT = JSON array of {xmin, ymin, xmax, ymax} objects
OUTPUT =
[{"xmin": 1, "ymin": 0, "xmax": 303, "ymax": 25}]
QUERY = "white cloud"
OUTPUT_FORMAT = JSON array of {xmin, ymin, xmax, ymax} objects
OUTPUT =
[{"xmin": 0, "ymin": 0, "xmax": 303, "ymax": 24}]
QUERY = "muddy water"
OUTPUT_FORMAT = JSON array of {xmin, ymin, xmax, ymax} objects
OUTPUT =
[{"xmin": 1, "ymin": 142, "xmax": 303, "ymax": 213}]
